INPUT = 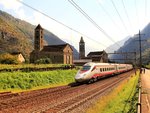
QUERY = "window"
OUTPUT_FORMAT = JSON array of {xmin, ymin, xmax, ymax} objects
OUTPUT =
[
  {"xmin": 81, "ymin": 66, "xmax": 91, "ymax": 71},
  {"xmin": 103, "ymin": 68, "xmax": 105, "ymax": 71},
  {"xmin": 100, "ymin": 68, "xmax": 102, "ymax": 72}
]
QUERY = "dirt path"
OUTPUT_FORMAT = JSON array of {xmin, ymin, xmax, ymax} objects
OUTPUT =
[{"xmin": 141, "ymin": 69, "xmax": 150, "ymax": 113}]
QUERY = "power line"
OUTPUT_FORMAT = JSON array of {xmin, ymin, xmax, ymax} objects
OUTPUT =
[
  {"xmin": 121, "ymin": 0, "xmax": 133, "ymax": 34},
  {"xmin": 135, "ymin": 0, "xmax": 140, "ymax": 29},
  {"xmin": 68, "ymin": 0, "xmax": 121, "ymax": 48},
  {"xmin": 96, "ymin": 0, "xmax": 122, "ymax": 34},
  {"xmin": 135, "ymin": 30, "xmax": 146, "ymax": 68},
  {"xmin": 145, "ymin": 0, "xmax": 147, "ymax": 25},
  {"xmin": 15, "ymin": 0, "xmax": 107, "ymax": 48},
  {"xmin": 110, "ymin": 0, "xmax": 130, "ymax": 35}
]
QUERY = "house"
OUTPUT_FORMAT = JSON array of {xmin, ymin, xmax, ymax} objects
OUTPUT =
[
  {"xmin": 30, "ymin": 24, "xmax": 73, "ymax": 64},
  {"xmin": 11, "ymin": 52, "xmax": 25, "ymax": 63},
  {"xmin": 87, "ymin": 50, "xmax": 108, "ymax": 63}
]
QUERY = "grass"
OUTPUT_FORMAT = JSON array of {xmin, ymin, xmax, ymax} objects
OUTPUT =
[
  {"xmin": 0, "ymin": 64, "xmax": 68, "ymax": 70},
  {"xmin": 0, "ymin": 69, "xmax": 78, "ymax": 93},
  {"xmin": 86, "ymin": 71, "xmax": 139, "ymax": 113},
  {"xmin": 145, "ymin": 64, "xmax": 150, "ymax": 69}
]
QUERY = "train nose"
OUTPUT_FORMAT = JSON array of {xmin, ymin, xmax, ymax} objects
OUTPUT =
[{"xmin": 75, "ymin": 73, "xmax": 86, "ymax": 79}]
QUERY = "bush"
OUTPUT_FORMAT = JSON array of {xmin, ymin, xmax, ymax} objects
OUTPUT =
[
  {"xmin": 0, "ymin": 69, "xmax": 78, "ymax": 90},
  {"xmin": 0, "ymin": 53, "xmax": 19, "ymax": 64},
  {"xmin": 35, "ymin": 58, "xmax": 52, "ymax": 64}
]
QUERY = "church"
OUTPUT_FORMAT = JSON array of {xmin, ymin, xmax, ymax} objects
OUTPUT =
[
  {"xmin": 74, "ymin": 37, "xmax": 108, "ymax": 65},
  {"xmin": 30, "ymin": 24, "xmax": 73, "ymax": 64}
]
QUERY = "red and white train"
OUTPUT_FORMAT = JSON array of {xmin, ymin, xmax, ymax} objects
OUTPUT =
[{"xmin": 75, "ymin": 62, "xmax": 133, "ymax": 83}]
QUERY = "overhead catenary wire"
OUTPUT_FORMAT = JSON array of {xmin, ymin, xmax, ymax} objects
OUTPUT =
[
  {"xmin": 110, "ymin": 0, "xmax": 130, "ymax": 36},
  {"xmin": 15, "ymin": 0, "xmax": 107, "ymax": 48},
  {"xmin": 96, "ymin": 0, "xmax": 123, "ymax": 36},
  {"xmin": 68, "ymin": 0, "xmax": 121, "ymax": 48},
  {"xmin": 135, "ymin": 0, "xmax": 140, "ymax": 29},
  {"xmin": 121, "ymin": 0, "xmax": 133, "ymax": 34},
  {"xmin": 145, "ymin": 0, "xmax": 147, "ymax": 25}
]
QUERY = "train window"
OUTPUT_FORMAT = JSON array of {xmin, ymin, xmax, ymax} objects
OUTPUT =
[
  {"xmin": 81, "ymin": 66, "xmax": 91, "ymax": 71},
  {"xmin": 100, "ymin": 68, "xmax": 102, "ymax": 72}
]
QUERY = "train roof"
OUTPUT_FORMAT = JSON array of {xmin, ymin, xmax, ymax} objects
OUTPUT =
[{"xmin": 84, "ymin": 62, "xmax": 132, "ymax": 66}]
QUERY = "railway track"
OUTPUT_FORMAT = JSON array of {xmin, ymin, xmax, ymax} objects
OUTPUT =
[{"xmin": 0, "ymin": 70, "xmax": 134, "ymax": 113}]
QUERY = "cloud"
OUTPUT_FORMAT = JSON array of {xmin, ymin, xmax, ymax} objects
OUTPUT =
[
  {"xmin": 0, "ymin": 0, "xmax": 22, "ymax": 10},
  {"xmin": 0, "ymin": 0, "xmax": 26, "ymax": 19}
]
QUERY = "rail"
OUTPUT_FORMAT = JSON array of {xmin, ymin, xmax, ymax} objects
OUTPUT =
[{"xmin": 137, "ymin": 74, "xmax": 141, "ymax": 113}]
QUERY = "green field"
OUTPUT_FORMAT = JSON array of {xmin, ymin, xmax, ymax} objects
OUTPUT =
[
  {"xmin": 87, "ymin": 71, "xmax": 139, "ymax": 113},
  {"xmin": 0, "ymin": 69, "xmax": 78, "ymax": 92},
  {"xmin": 145, "ymin": 64, "xmax": 150, "ymax": 69},
  {"xmin": 0, "ymin": 64, "xmax": 68, "ymax": 70}
]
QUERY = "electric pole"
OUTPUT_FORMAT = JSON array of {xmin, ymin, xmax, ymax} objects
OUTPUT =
[{"xmin": 135, "ymin": 30, "xmax": 146, "ymax": 70}]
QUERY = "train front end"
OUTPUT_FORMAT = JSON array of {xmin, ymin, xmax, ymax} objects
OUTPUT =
[{"xmin": 75, "ymin": 63, "xmax": 94, "ymax": 83}]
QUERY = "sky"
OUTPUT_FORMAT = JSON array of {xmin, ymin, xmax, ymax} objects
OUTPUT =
[{"xmin": 0, "ymin": 0, "xmax": 149, "ymax": 55}]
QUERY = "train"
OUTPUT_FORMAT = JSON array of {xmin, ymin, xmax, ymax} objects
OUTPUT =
[{"xmin": 75, "ymin": 62, "xmax": 133, "ymax": 83}]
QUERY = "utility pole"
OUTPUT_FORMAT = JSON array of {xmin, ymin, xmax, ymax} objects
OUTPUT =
[
  {"xmin": 139, "ymin": 30, "xmax": 142, "ymax": 68},
  {"xmin": 135, "ymin": 30, "xmax": 146, "ymax": 70}
]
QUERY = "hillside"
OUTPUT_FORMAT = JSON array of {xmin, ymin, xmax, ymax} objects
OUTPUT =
[
  {"xmin": 105, "ymin": 36, "xmax": 130, "ymax": 53},
  {"xmin": 0, "ymin": 10, "xmax": 79, "ymax": 60},
  {"xmin": 111, "ymin": 23, "xmax": 150, "ymax": 65}
]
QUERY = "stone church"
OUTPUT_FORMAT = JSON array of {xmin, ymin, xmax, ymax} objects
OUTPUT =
[
  {"xmin": 30, "ymin": 24, "xmax": 73, "ymax": 64},
  {"xmin": 78, "ymin": 37, "xmax": 108, "ymax": 63}
]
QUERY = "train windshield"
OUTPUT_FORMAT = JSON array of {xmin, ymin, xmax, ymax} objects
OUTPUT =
[{"xmin": 81, "ymin": 65, "xmax": 91, "ymax": 71}]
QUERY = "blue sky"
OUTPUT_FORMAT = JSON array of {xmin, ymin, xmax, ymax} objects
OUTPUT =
[{"xmin": 0, "ymin": 0, "xmax": 149, "ymax": 54}]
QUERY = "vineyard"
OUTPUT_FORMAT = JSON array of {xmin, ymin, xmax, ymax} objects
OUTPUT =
[
  {"xmin": 0, "ymin": 64, "xmax": 75, "ymax": 72},
  {"xmin": 0, "ymin": 64, "xmax": 78, "ymax": 92}
]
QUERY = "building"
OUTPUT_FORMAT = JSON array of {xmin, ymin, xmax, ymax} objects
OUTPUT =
[
  {"xmin": 74, "ymin": 37, "xmax": 108, "ymax": 66},
  {"xmin": 79, "ymin": 37, "xmax": 85, "ymax": 59},
  {"xmin": 30, "ymin": 24, "xmax": 73, "ymax": 64},
  {"xmin": 87, "ymin": 50, "xmax": 108, "ymax": 63},
  {"xmin": 11, "ymin": 52, "xmax": 25, "ymax": 63}
]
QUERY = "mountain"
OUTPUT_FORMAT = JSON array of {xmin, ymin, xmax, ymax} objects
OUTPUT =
[
  {"xmin": 0, "ymin": 10, "xmax": 79, "ymax": 60},
  {"xmin": 105, "ymin": 36, "xmax": 130, "ymax": 53},
  {"xmin": 111, "ymin": 23, "xmax": 150, "ymax": 65}
]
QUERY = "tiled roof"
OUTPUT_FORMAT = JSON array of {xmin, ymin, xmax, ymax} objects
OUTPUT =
[
  {"xmin": 35, "ymin": 24, "xmax": 43, "ymax": 29},
  {"xmin": 80, "ymin": 37, "xmax": 84, "ymax": 43},
  {"xmin": 87, "ymin": 51, "xmax": 104, "ymax": 56},
  {"xmin": 42, "ymin": 44, "xmax": 73, "ymax": 52}
]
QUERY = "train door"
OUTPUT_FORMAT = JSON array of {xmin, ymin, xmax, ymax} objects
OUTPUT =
[{"xmin": 115, "ymin": 65, "xmax": 118, "ymax": 74}]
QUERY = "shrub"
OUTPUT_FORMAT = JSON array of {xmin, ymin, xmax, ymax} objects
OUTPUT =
[
  {"xmin": 35, "ymin": 58, "xmax": 52, "ymax": 64},
  {"xmin": 0, "ymin": 53, "xmax": 19, "ymax": 64},
  {"xmin": 0, "ymin": 69, "xmax": 78, "ymax": 91}
]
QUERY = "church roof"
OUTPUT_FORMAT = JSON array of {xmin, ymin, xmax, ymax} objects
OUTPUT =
[
  {"xmin": 42, "ymin": 43, "xmax": 73, "ymax": 52},
  {"xmin": 87, "ymin": 51, "xmax": 106, "ymax": 57},
  {"xmin": 80, "ymin": 37, "xmax": 84, "ymax": 43},
  {"xmin": 35, "ymin": 24, "xmax": 43, "ymax": 29}
]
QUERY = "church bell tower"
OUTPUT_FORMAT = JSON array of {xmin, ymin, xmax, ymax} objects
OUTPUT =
[
  {"xmin": 34, "ymin": 24, "xmax": 44, "ymax": 51},
  {"xmin": 79, "ymin": 37, "xmax": 85, "ymax": 59}
]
